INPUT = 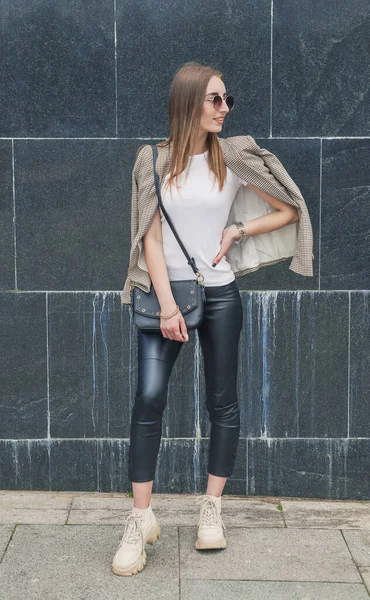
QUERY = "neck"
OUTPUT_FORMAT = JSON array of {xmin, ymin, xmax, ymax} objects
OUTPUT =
[{"xmin": 191, "ymin": 131, "xmax": 209, "ymax": 155}]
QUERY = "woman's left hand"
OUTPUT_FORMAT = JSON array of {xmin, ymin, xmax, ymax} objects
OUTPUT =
[{"xmin": 212, "ymin": 224, "xmax": 240, "ymax": 267}]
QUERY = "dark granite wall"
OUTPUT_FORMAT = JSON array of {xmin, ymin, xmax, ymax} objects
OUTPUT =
[{"xmin": 1, "ymin": 0, "xmax": 369, "ymax": 499}]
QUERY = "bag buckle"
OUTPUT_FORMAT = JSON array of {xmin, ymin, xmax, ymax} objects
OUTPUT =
[{"xmin": 195, "ymin": 271, "xmax": 204, "ymax": 286}]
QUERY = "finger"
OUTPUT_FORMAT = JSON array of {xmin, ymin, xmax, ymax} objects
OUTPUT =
[
  {"xmin": 212, "ymin": 253, "xmax": 224, "ymax": 267},
  {"xmin": 180, "ymin": 320, "xmax": 188, "ymax": 341},
  {"xmin": 212, "ymin": 242, "xmax": 224, "ymax": 264},
  {"xmin": 161, "ymin": 327, "xmax": 168, "ymax": 338},
  {"xmin": 171, "ymin": 328, "xmax": 181, "ymax": 341},
  {"xmin": 173, "ymin": 327, "xmax": 185, "ymax": 341}
]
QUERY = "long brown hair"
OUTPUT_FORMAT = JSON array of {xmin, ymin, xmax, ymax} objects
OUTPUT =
[{"xmin": 157, "ymin": 62, "xmax": 228, "ymax": 195}]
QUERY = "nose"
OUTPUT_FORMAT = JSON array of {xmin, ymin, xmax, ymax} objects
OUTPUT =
[{"xmin": 217, "ymin": 98, "xmax": 229, "ymax": 115}]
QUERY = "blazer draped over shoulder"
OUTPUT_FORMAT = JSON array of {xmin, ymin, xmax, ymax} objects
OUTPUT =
[{"xmin": 121, "ymin": 135, "xmax": 314, "ymax": 305}]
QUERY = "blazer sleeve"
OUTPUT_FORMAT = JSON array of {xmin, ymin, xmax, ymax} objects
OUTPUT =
[
  {"xmin": 130, "ymin": 144, "xmax": 159, "ymax": 248},
  {"xmin": 135, "ymin": 144, "xmax": 158, "ymax": 228},
  {"xmin": 226, "ymin": 135, "xmax": 314, "ymax": 274}
]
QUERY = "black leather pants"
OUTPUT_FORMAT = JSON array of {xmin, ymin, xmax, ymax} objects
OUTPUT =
[{"xmin": 128, "ymin": 279, "xmax": 243, "ymax": 482}]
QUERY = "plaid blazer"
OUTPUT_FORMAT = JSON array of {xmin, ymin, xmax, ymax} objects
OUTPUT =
[{"xmin": 121, "ymin": 135, "xmax": 314, "ymax": 305}]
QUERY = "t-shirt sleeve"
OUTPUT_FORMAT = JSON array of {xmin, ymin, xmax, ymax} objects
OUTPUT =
[
  {"xmin": 227, "ymin": 167, "xmax": 249, "ymax": 190},
  {"xmin": 236, "ymin": 175, "xmax": 249, "ymax": 187}
]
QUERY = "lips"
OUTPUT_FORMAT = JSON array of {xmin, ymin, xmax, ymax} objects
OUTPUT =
[{"xmin": 214, "ymin": 118, "xmax": 224, "ymax": 123}]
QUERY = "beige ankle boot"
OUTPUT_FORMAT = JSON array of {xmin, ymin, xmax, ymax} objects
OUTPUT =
[
  {"xmin": 112, "ymin": 501, "xmax": 161, "ymax": 576},
  {"xmin": 195, "ymin": 494, "xmax": 227, "ymax": 550}
]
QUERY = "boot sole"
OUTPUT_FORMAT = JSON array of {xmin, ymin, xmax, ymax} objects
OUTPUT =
[
  {"xmin": 146, "ymin": 521, "xmax": 161, "ymax": 545},
  {"xmin": 195, "ymin": 536, "xmax": 227, "ymax": 550},
  {"xmin": 112, "ymin": 549, "xmax": 147, "ymax": 576},
  {"xmin": 111, "ymin": 521, "xmax": 161, "ymax": 576}
]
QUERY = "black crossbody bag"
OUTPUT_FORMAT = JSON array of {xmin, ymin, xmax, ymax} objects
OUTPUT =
[{"xmin": 131, "ymin": 145, "xmax": 206, "ymax": 331}]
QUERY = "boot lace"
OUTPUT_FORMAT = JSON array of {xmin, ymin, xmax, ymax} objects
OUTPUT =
[
  {"xmin": 195, "ymin": 495, "xmax": 226, "ymax": 529},
  {"xmin": 118, "ymin": 512, "xmax": 145, "ymax": 549}
]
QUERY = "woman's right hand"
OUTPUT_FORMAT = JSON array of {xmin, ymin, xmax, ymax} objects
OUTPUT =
[{"xmin": 160, "ymin": 310, "xmax": 189, "ymax": 342}]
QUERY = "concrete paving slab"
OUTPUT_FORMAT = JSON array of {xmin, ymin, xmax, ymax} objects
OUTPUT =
[
  {"xmin": 72, "ymin": 492, "xmax": 196, "ymax": 509},
  {"xmin": 342, "ymin": 530, "xmax": 370, "ymax": 566},
  {"xmin": 0, "ymin": 509, "xmax": 68, "ymax": 524},
  {"xmin": 0, "ymin": 491, "xmax": 72, "ymax": 510},
  {"xmin": 181, "ymin": 579, "xmax": 370, "ymax": 599},
  {"xmin": 0, "ymin": 524, "xmax": 179, "ymax": 600},
  {"xmin": 69, "ymin": 494, "xmax": 284, "ymax": 527},
  {"xmin": 179, "ymin": 527, "xmax": 361, "ymax": 582},
  {"xmin": 282, "ymin": 500, "xmax": 370, "ymax": 529}
]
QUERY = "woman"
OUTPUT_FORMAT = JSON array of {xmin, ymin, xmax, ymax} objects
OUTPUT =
[{"xmin": 113, "ymin": 62, "xmax": 313, "ymax": 577}]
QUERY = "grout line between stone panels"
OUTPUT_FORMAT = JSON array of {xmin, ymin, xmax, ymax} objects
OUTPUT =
[
  {"xmin": 11, "ymin": 140, "xmax": 17, "ymax": 290},
  {"xmin": 1, "ymin": 437, "xmax": 369, "ymax": 442},
  {"xmin": 195, "ymin": 332, "xmax": 201, "ymax": 440},
  {"xmin": 0, "ymin": 137, "xmax": 166, "ymax": 141},
  {"xmin": 246, "ymin": 429, "xmax": 249, "ymax": 496},
  {"xmin": 96, "ymin": 439, "xmax": 100, "ymax": 493},
  {"xmin": 91, "ymin": 296, "xmax": 98, "ymax": 433},
  {"xmin": 1, "ymin": 136, "xmax": 370, "ymax": 140},
  {"xmin": 113, "ymin": 0, "xmax": 118, "ymax": 136},
  {"xmin": 270, "ymin": 0, "xmax": 273, "ymax": 138},
  {"xmin": 46, "ymin": 293, "xmax": 51, "ymax": 440},
  {"xmin": 3, "ymin": 290, "xmax": 370, "ymax": 294},
  {"xmin": 348, "ymin": 293, "xmax": 351, "ymax": 438},
  {"xmin": 319, "ymin": 138, "xmax": 322, "ymax": 290}
]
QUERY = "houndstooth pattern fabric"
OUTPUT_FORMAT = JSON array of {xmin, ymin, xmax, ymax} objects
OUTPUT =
[{"xmin": 121, "ymin": 135, "xmax": 314, "ymax": 305}]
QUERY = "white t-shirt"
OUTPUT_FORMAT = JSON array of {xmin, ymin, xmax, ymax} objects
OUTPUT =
[{"xmin": 159, "ymin": 149, "xmax": 248, "ymax": 286}]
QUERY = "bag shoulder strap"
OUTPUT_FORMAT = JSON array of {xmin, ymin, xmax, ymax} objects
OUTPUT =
[{"xmin": 151, "ymin": 145, "xmax": 201, "ymax": 277}]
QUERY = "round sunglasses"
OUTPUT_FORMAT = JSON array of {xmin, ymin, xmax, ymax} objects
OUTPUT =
[{"xmin": 206, "ymin": 94, "xmax": 235, "ymax": 111}]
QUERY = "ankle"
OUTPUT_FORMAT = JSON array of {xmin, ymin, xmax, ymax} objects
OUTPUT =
[{"xmin": 133, "ymin": 502, "xmax": 151, "ymax": 512}]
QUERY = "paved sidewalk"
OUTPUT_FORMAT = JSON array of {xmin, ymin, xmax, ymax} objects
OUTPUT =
[{"xmin": 0, "ymin": 491, "xmax": 369, "ymax": 599}]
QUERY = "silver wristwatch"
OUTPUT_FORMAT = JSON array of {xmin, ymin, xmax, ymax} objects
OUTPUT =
[{"xmin": 233, "ymin": 221, "xmax": 247, "ymax": 245}]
